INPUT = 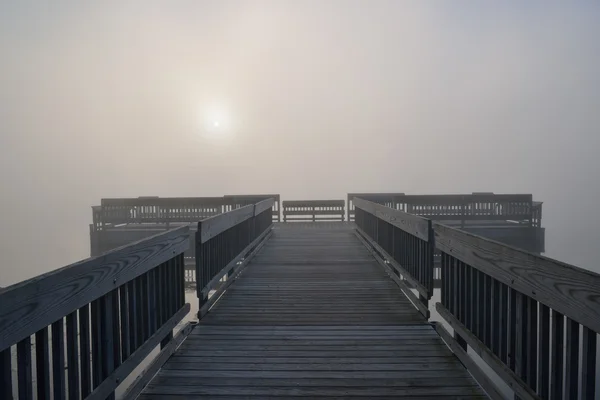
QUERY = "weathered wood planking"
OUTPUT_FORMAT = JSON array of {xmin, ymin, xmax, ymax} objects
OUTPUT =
[
  {"xmin": 0, "ymin": 227, "xmax": 189, "ymax": 352},
  {"xmin": 198, "ymin": 204, "xmax": 254, "ymax": 243},
  {"xmin": 140, "ymin": 223, "xmax": 486, "ymax": 398},
  {"xmin": 434, "ymin": 222, "xmax": 600, "ymax": 334},
  {"xmin": 354, "ymin": 197, "xmax": 430, "ymax": 241},
  {"xmin": 254, "ymin": 197, "xmax": 275, "ymax": 216}
]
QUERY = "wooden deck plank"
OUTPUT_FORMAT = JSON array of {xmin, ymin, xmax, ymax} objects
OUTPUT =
[{"xmin": 140, "ymin": 224, "xmax": 486, "ymax": 398}]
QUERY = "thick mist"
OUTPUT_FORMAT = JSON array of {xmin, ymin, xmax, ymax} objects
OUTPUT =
[{"xmin": 1, "ymin": 1, "xmax": 599, "ymax": 286}]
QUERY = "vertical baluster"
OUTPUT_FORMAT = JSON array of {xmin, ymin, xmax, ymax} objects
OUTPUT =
[
  {"xmin": 148, "ymin": 269, "xmax": 157, "ymax": 335},
  {"xmin": 179, "ymin": 253, "xmax": 186, "ymax": 309},
  {"xmin": 538, "ymin": 304, "xmax": 550, "ymax": 398},
  {"xmin": 441, "ymin": 253, "xmax": 447, "ymax": 307},
  {"xmin": 564, "ymin": 318, "xmax": 579, "ymax": 399},
  {"xmin": 112, "ymin": 289, "xmax": 122, "ymax": 370},
  {"xmin": 470, "ymin": 265, "xmax": 476, "ymax": 333},
  {"xmin": 120, "ymin": 284, "xmax": 131, "ymax": 360},
  {"xmin": 79, "ymin": 304, "xmax": 92, "ymax": 398},
  {"xmin": 581, "ymin": 326, "xmax": 597, "ymax": 400},
  {"xmin": 498, "ymin": 283, "xmax": 508, "ymax": 364},
  {"xmin": 514, "ymin": 291, "xmax": 525, "ymax": 378},
  {"xmin": 508, "ymin": 288, "xmax": 517, "ymax": 371},
  {"xmin": 139, "ymin": 273, "xmax": 149, "ymax": 341},
  {"xmin": 52, "ymin": 319, "xmax": 66, "ymax": 399},
  {"xmin": 128, "ymin": 280, "xmax": 139, "ymax": 352},
  {"xmin": 461, "ymin": 261, "xmax": 467, "ymax": 327},
  {"xmin": 484, "ymin": 275, "xmax": 492, "ymax": 348},
  {"xmin": 91, "ymin": 299, "xmax": 102, "ymax": 388},
  {"xmin": 478, "ymin": 271, "xmax": 485, "ymax": 341},
  {"xmin": 17, "ymin": 336, "xmax": 33, "ymax": 399},
  {"xmin": 0, "ymin": 347, "xmax": 12, "ymax": 400},
  {"xmin": 66, "ymin": 311, "xmax": 80, "ymax": 399},
  {"xmin": 550, "ymin": 310, "xmax": 564, "ymax": 399},
  {"xmin": 490, "ymin": 279, "xmax": 497, "ymax": 355},
  {"xmin": 101, "ymin": 292, "xmax": 116, "ymax": 400},
  {"xmin": 35, "ymin": 326, "xmax": 51, "ymax": 400},
  {"xmin": 526, "ymin": 297, "xmax": 538, "ymax": 390}
]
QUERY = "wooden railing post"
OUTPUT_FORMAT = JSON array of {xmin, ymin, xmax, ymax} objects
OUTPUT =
[
  {"xmin": 0, "ymin": 227, "xmax": 191, "ymax": 400},
  {"xmin": 434, "ymin": 222, "xmax": 600, "ymax": 400}
]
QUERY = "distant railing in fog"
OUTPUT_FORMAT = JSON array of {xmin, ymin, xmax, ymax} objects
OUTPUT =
[
  {"xmin": 282, "ymin": 200, "xmax": 345, "ymax": 222},
  {"xmin": 347, "ymin": 193, "xmax": 539, "ymax": 226}
]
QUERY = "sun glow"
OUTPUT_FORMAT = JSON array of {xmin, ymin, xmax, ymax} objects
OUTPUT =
[{"xmin": 197, "ymin": 105, "xmax": 235, "ymax": 143}]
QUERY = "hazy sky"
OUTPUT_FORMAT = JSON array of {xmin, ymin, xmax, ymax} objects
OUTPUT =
[{"xmin": 1, "ymin": 1, "xmax": 599, "ymax": 285}]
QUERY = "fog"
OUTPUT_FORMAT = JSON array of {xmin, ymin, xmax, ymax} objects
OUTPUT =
[{"xmin": 1, "ymin": 1, "xmax": 599, "ymax": 286}]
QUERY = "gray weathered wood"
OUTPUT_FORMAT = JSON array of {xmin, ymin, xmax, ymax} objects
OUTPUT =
[
  {"xmin": 564, "ymin": 318, "xmax": 579, "ymax": 399},
  {"xmin": 79, "ymin": 304, "xmax": 92, "ymax": 397},
  {"xmin": 581, "ymin": 326, "xmax": 596, "ymax": 400},
  {"xmin": 0, "ymin": 226, "xmax": 189, "ymax": 352},
  {"xmin": 140, "ymin": 223, "xmax": 484, "ymax": 398},
  {"xmin": 199, "ymin": 224, "xmax": 273, "ymax": 297},
  {"xmin": 35, "ymin": 327, "xmax": 51, "ymax": 400},
  {"xmin": 434, "ymin": 322, "xmax": 504, "ymax": 399},
  {"xmin": 254, "ymin": 198, "xmax": 275, "ymax": 216},
  {"xmin": 52, "ymin": 319, "xmax": 66, "ymax": 399},
  {"xmin": 434, "ymin": 222, "xmax": 600, "ymax": 334},
  {"xmin": 355, "ymin": 231, "xmax": 429, "ymax": 318},
  {"xmin": 354, "ymin": 197, "xmax": 430, "ymax": 241},
  {"xmin": 355, "ymin": 228, "xmax": 429, "ymax": 299},
  {"xmin": 199, "ymin": 205, "xmax": 254, "ymax": 243},
  {"xmin": 537, "ymin": 304, "xmax": 550, "ymax": 399},
  {"xmin": 123, "ymin": 322, "xmax": 194, "ymax": 400},
  {"xmin": 550, "ymin": 310, "xmax": 564, "ymax": 399},
  {"xmin": 17, "ymin": 336, "xmax": 32, "ymax": 399},
  {"xmin": 66, "ymin": 311, "xmax": 80, "ymax": 399},
  {"xmin": 0, "ymin": 348, "xmax": 11, "ymax": 399},
  {"xmin": 436, "ymin": 303, "xmax": 539, "ymax": 400},
  {"xmin": 86, "ymin": 304, "xmax": 190, "ymax": 400},
  {"xmin": 199, "ymin": 231, "xmax": 273, "ymax": 318}
]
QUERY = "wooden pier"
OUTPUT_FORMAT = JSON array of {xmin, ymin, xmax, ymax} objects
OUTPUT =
[
  {"xmin": 139, "ymin": 222, "xmax": 484, "ymax": 398},
  {"xmin": 1, "ymin": 194, "xmax": 598, "ymax": 400}
]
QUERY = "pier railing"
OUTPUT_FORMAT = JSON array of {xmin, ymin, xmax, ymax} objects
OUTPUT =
[
  {"xmin": 196, "ymin": 198, "xmax": 274, "ymax": 318},
  {"xmin": 353, "ymin": 197, "xmax": 434, "ymax": 318},
  {"xmin": 0, "ymin": 227, "xmax": 191, "ymax": 400},
  {"xmin": 348, "ymin": 193, "xmax": 537, "ymax": 226},
  {"xmin": 435, "ymin": 224, "xmax": 600, "ymax": 400},
  {"xmin": 282, "ymin": 200, "xmax": 345, "ymax": 222}
]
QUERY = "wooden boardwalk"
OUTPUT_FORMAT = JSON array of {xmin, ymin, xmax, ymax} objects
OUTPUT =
[{"xmin": 140, "ymin": 223, "xmax": 486, "ymax": 399}]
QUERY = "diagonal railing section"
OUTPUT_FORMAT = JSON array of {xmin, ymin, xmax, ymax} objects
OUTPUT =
[
  {"xmin": 196, "ymin": 198, "xmax": 275, "ymax": 318},
  {"xmin": 435, "ymin": 223, "xmax": 600, "ymax": 400},
  {"xmin": 353, "ymin": 197, "xmax": 434, "ymax": 318},
  {"xmin": 0, "ymin": 227, "xmax": 191, "ymax": 400}
]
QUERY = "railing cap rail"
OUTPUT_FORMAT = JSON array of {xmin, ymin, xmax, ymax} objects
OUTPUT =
[
  {"xmin": 434, "ymin": 222, "xmax": 600, "ymax": 334},
  {"xmin": 353, "ymin": 197, "xmax": 431, "ymax": 242},
  {"xmin": 0, "ymin": 226, "xmax": 189, "ymax": 352},
  {"xmin": 199, "ymin": 198, "xmax": 276, "ymax": 244}
]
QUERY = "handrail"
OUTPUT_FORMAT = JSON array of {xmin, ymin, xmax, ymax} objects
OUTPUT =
[
  {"xmin": 434, "ymin": 223, "xmax": 599, "ymax": 399},
  {"xmin": 0, "ymin": 227, "xmax": 191, "ymax": 399},
  {"xmin": 196, "ymin": 198, "xmax": 275, "ymax": 318},
  {"xmin": 94, "ymin": 195, "xmax": 281, "ymax": 228},
  {"xmin": 347, "ymin": 192, "xmax": 538, "ymax": 225},
  {"xmin": 353, "ymin": 197, "xmax": 434, "ymax": 318},
  {"xmin": 282, "ymin": 199, "xmax": 345, "ymax": 222}
]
